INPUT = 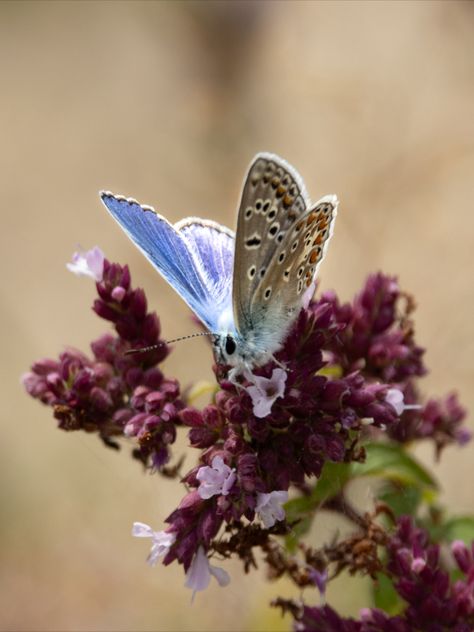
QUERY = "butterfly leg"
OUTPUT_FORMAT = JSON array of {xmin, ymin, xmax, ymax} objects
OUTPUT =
[
  {"xmin": 228, "ymin": 361, "xmax": 256, "ymax": 388},
  {"xmin": 227, "ymin": 366, "xmax": 246, "ymax": 388},
  {"xmin": 268, "ymin": 354, "xmax": 289, "ymax": 372}
]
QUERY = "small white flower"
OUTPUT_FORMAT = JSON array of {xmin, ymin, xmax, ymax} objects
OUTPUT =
[
  {"xmin": 67, "ymin": 246, "xmax": 105, "ymax": 281},
  {"xmin": 196, "ymin": 455, "xmax": 236, "ymax": 500},
  {"xmin": 385, "ymin": 388, "xmax": 421, "ymax": 416},
  {"xmin": 255, "ymin": 490, "xmax": 289, "ymax": 528},
  {"xmin": 185, "ymin": 546, "xmax": 230, "ymax": 601},
  {"xmin": 245, "ymin": 368, "xmax": 287, "ymax": 418},
  {"xmin": 132, "ymin": 522, "xmax": 176, "ymax": 566}
]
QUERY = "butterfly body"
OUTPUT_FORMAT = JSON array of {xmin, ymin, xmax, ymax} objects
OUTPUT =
[{"xmin": 101, "ymin": 153, "xmax": 338, "ymax": 378}]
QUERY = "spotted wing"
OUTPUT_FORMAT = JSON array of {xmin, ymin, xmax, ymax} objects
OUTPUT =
[
  {"xmin": 251, "ymin": 195, "xmax": 338, "ymax": 315},
  {"xmin": 232, "ymin": 153, "xmax": 310, "ymax": 332},
  {"xmin": 101, "ymin": 192, "xmax": 234, "ymax": 333}
]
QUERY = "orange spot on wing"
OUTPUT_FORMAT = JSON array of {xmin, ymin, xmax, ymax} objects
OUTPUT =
[
  {"xmin": 309, "ymin": 249, "xmax": 319, "ymax": 264},
  {"xmin": 306, "ymin": 212, "xmax": 317, "ymax": 226}
]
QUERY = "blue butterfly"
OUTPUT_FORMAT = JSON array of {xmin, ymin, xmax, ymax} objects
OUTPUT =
[{"xmin": 101, "ymin": 153, "xmax": 337, "ymax": 380}]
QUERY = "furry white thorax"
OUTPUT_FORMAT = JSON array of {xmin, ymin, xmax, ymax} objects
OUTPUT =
[{"xmin": 213, "ymin": 302, "xmax": 295, "ymax": 381}]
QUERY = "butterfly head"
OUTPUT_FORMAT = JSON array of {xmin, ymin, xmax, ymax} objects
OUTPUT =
[{"xmin": 212, "ymin": 333, "xmax": 240, "ymax": 367}]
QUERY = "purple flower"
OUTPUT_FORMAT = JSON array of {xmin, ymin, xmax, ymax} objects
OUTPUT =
[
  {"xmin": 184, "ymin": 546, "xmax": 230, "ymax": 600},
  {"xmin": 320, "ymin": 272, "xmax": 426, "ymax": 382},
  {"xmin": 24, "ymin": 253, "xmax": 472, "ymax": 621},
  {"xmin": 67, "ymin": 246, "xmax": 105, "ymax": 281},
  {"xmin": 285, "ymin": 517, "xmax": 474, "ymax": 630},
  {"xmin": 244, "ymin": 368, "xmax": 287, "ymax": 418},
  {"xmin": 385, "ymin": 388, "xmax": 421, "ymax": 416},
  {"xmin": 196, "ymin": 455, "xmax": 236, "ymax": 500},
  {"xmin": 294, "ymin": 604, "xmax": 362, "ymax": 632},
  {"xmin": 132, "ymin": 522, "xmax": 176, "ymax": 566},
  {"xmin": 255, "ymin": 490, "xmax": 289, "ymax": 528},
  {"xmin": 309, "ymin": 568, "xmax": 328, "ymax": 601},
  {"xmin": 388, "ymin": 391, "xmax": 470, "ymax": 455},
  {"xmin": 23, "ymin": 258, "xmax": 182, "ymax": 467}
]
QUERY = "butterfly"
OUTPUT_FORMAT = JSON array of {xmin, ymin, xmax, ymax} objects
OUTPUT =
[{"xmin": 101, "ymin": 153, "xmax": 338, "ymax": 381}]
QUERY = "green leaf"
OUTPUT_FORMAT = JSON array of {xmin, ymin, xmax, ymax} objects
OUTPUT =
[
  {"xmin": 284, "ymin": 462, "xmax": 351, "ymax": 550},
  {"xmin": 351, "ymin": 443, "xmax": 437, "ymax": 490},
  {"xmin": 372, "ymin": 572, "xmax": 404, "ymax": 615},
  {"xmin": 285, "ymin": 462, "xmax": 351, "ymax": 524},
  {"xmin": 443, "ymin": 516, "xmax": 474, "ymax": 543},
  {"xmin": 311, "ymin": 461, "xmax": 352, "ymax": 504},
  {"xmin": 285, "ymin": 496, "xmax": 317, "ymax": 524},
  {"xmin": 285, "ymin": 515, "xmax": 313, "ymax": 552},
  {"xmin": 378, "ymin": 483, "xmax": 422, "ymax": 518},
  {"xmin": 317, "ymin": 365, "xmax": 343, "ymax": 378}
]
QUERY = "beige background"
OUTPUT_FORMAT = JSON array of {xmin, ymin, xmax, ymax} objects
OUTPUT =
[{"xmin": 2, "ymin": 1, "xmax": 473, "ymax": 630}]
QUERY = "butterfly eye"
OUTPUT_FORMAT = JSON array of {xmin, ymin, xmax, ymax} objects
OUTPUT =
[{"xmin": 225, "ymin": 335, "xmax": 236, "ymax": 355}]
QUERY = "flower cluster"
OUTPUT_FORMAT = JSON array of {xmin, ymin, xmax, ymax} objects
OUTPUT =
[
  {"xmin": 282, "ymin": 516, "xmax": 474, "ymax": 631},
  {"xmin": 316, "ymin": 273, "xmax": 468, "ymax": 455},
  {"xmin": 160, "ymin": 301, "xmax": 405, "ymax": 575},
  {"xmin": 23, "ymin": 249, "xmax": 471, "ymax": 616},
  {"xmin": 319, "ymin": 273, "xmax": 426, "ymax": 383},
  {"xmin": 22, "ymin": 249, "xmax": 183, "ymax": 467},
  {"xmin": 388, "ymin": 391, "xmax": 470, "ymax": 458}
]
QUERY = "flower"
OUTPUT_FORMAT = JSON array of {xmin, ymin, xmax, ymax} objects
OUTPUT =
[
  {"xmin": 388, "ymin": 390, "xmax": 470, "ymax": 455},
  {"xmin": 320, "ymin": 272, "xmax": 426, "ymax": 382},
  {"xmin": 67, "ymin": 246, "xmax": 105, "ymax": 281},
  {"xmin": 244, "ymin": 368, "xmax": 287, "ymax": 418},
  {"xmin": 385, "ymin": 388, "xmax": 405, "ymax": 415},
  {"xmin": 196, "ymin": 455, "xmax": 236, "ymax": 500},
  {"xmin": 309, "ymin": 568, "xmax": 328, "ymax": 601},
  {"xmin": 385, "ymin": 388, "xmax": 421, "ymax": 416},
  {"xmin": 185, "ymin": 546, "xmax": 230, "ymax": 600},
  {"xmin": 23, "ymin": 258, "xmax": 182, "ymax": 467},
  {"xmin": 24, "ymin": 253, "xmax": 472, "ymax": 617},
  {"xmin": 255, "ymin": 490, "xmax": 289, "ymax": 528},
  {"xmin": 132, "ymin": 522, "xmax": 176, "ymax": 566},
  {"xmin": 285, "ymin": 516, "xmax": 474, "ymax": 630}
]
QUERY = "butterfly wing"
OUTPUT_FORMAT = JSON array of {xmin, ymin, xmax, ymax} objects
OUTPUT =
[
  {"xmin": 175, "ymin": 218, "xmax": 235, "ymax": 331},
  {"xmin": 101, "ymin": 192, "xmax": 234, "ymax": 333},
  {"xmin": 232, "ymin": 153, "xmax": 311, "ymax": 332},
  {"xmin": 251, "ymin": 195, "xmax": 338, "ymax": 315}
]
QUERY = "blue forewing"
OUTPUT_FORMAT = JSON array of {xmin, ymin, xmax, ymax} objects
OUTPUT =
[{"xmin": 101, "ymin": 193, "xmax": 235, "ymax": 334}]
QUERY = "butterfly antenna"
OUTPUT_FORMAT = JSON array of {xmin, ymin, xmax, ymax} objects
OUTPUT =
[{"xmin": 124, "ymin": 332, "xmax": 216, "ymax": 356}]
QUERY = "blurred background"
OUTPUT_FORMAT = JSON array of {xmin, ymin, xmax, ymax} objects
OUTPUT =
[{"xmin": 2, "ymin": 1, "xmax": 473, "ymax": 630}]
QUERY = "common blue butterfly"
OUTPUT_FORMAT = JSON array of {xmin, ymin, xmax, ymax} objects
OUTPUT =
[{"xmin": 101, "ymin": 153, "xmax": 338, "ymax": 380}]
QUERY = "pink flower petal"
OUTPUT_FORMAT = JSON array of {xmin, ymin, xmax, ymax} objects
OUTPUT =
[
  {"xmin": 185, "ymin": 547, "xmax": 231, "ymax": 600},
  {"xmin": 255, "ymin": 490, "xmax": 289, "ymax": 528},
  {"xmin": 67, "ymin": 246, "xmax": 105, "ymax": 281},
  {"xmin": 245, "ymin": 368, "xmax": 287, "ymax": 419},
  {"xmin": 196, "ymin": 455, "xmax": 236, "ymax": 500},
  {"xmin": 132, "ymin": 522, "xmax": 154, "ymax": 537}
]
